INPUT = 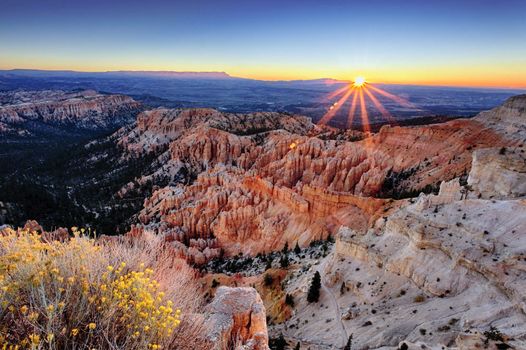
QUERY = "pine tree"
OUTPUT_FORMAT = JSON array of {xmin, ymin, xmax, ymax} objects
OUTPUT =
[
  {"xmin": 285, "ymin": 293, "xmax": 294, "ymax": 307},
  {"xmin": 343, "ymin": 334, "xmax": 353, "ymax": 350},
  {"xmin": 294, "ymin": 342, "xmax": 301, "ymax": 350},
  {"xmin": 307, "ymin": 271, "xmax": 321, "ymax": 303},
  {"xmin": 294, "ymin": 242, "xmax": 301, "ymax": 254},
  {"xmin": 265, "ymin": 258, "xmax": 273, "ymax": 270},
  {"xmin": 280, "ymin": 254, "xmax": 290, "ymax": 268},
  {"xmin": 271, "ymin": 333, "xmax": 288, "ymax": 350},
  {"xmin": 264, "ymin": 273, "xmax": 274, "ymax": 286},
  {"xmin": 282, "ymin": 242, "xmax": 289, "ymax": 254}
]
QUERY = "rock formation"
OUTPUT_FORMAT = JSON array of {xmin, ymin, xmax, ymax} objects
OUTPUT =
[
  {"xmin": 279, "ymin": 196, "xmax": 526, "ymax": 348},
  {"xmin": 2, "ymin": 90, "xmax": 526, "ymax": 349},
  {"xmin": 206, "ymin": 286, "xmax": 269, "ymax": 350},
  {"xmin": 118, "ymin": 104, "xmax": 509, "ymax": 264},
  {"xmin": 468, "ymin": 146, "xmax": 526, "ymax": 199},
  {"xmin": 0, "ymin": 89, "xmax": 141, "ymax": 136},
  {"xmin": 475, "ymin": 93, "xmax": 526, "ymax": 140},
  {"xmin": 275, "ymin": 139, "xmax": 526, "ymax": 348}
]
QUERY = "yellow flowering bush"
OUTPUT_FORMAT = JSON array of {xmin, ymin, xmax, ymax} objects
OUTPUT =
[{"xmin": 0, "ymin": 227, "xmax": 188, "ymax": 349}]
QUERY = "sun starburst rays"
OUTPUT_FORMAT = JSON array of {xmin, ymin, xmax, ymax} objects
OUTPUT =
[
  {"xmin": 318, "ymin": 87, "xmax": 355, "ymax": 125},
  {"xmin": 347, "ymin": 91, "xmax": 359, "ymax": 129},
  {"xmin": 319, "ymin": 78, "xmax": 415, "ymax": 131},
  {"xmin": 363, "ymin": 87, "xmax": 394, "ymax": 123},
  {"xmin": 358, "ymin": 88, "xmax": 370, "ymax": 133}
]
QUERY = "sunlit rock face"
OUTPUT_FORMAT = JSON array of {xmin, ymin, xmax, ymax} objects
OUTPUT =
[
  {"xmin": 270, "ymin": 95, "xmax": 526, "ymax": 349},
  {"xmin": 0, "ymin": 89, "xmax": 141, "ymax": 136},
  {"xmin": 206, "ymin": 286, "xmax": 269, "ymax": 350},
  {"xmin": 115, "ymin": 101, "xmax": 512, "ymax": 264},
  {"xmin": 117, "ymin": 95, "xmax": 526, "ymax": 349}
]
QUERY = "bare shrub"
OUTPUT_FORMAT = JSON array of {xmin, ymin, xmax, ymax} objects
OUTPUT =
[{"xmin": 0, "ymin": 226, "xmax": 209, "ymax": 349}]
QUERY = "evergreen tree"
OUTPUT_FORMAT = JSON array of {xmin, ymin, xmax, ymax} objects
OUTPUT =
[
  {"xmin": 294, "ymin": 242, "xmax": 301, "ymax": 254},
  {"xmin": 280, "ymin": 254, "xmax": 290, "ymax": 268},
  {"xmin": 307, "ymin": 271, "xmax": 321, "ymax": 303},
  {"xmin": 343, "ymin": 334, "xmax": 353, "ymax": 350},
  {"xmin": 294, "ymin": 342, "xmax": 301, "ymax": 350},
  {"xmin": 265, "ymin": 258, "xmax": 273, "ymax": 270},
  {"xmin": 271, "ymin": 333, "xmax": 288, "ymax": 350},
  {"xmin": 264, "ymin": 273, "xmax": 274, "ymax": 286},
  {"xmin": 282, "ymin": 242, "xmax": 289, "ymax": 254},
  {"xmin": 285, "ymin": 293, "xmax": 294, "ymax": 307}
]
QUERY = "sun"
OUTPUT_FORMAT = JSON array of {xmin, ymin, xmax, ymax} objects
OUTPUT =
[
  {"xmin": 353, "ymin": 76, "xmax": 366, "ymax": 87},
  {"xmin": 318, "ymin": 75, "xmax": 416, "ymax": 131}
]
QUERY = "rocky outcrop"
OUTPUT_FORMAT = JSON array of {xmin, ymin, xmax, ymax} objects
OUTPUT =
[
  {"xmin": 369, "ymin": 119, "xmax": 509, "ymax": 194},
  {"xmin": 119, "ymin": 105, "xmax": 509, "ymax": 263},
  {"xmin": 468, "ymin": 146, "xmax": 526, "ymax": 199},
  {"xmin": 475, "ymin": 94, "xmax": 526, "ymax": 140},
  {"xmin": 0, "ymin": 89, "xmax": 141, "ymax": 136},
  {"xmin": 272, "ymin": 96, "xmax": 526, "ymax": 348},
  {"xmin": 118, "ymin": 108, "xmax": 313, "ymax": 156},
  {"xmin": 280, "ymin": 145, "xmax": 526, "ymax": 349},
  {"xmin": 206, "ymin": 286, "xmax": 269, "ymax": 350}
]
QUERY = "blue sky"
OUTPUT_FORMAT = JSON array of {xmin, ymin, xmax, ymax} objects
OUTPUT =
[{"xmin": 1, "ymin": 0, "xmax": 525, "ymax": 87}]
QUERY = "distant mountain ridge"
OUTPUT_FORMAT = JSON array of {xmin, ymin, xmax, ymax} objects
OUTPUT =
[
  {"xmin": 0, "ymin": 69, "xmax": 350, "ymax": 85},
  {"xmin": 1, "ymin": 69, "xmax": 234, "ymax": 80}
]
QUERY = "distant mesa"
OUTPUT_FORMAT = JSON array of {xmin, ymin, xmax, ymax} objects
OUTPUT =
[
  {"xmin": 1, "ymin": 69, "xmax": 233, "ymax": 79},
  {"xmin": 105, "ymin": 70, "xmax": 233, "ymax": 79}
]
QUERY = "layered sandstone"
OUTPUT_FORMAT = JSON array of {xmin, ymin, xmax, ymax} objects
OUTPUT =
[
  {"xmin": 277, "ymin": 144, "xmax": 526, "ymax": 349},
  {"xmin": 119, "ymin": 105, "xmax": 509, "ymax": 263},
  {"xmin": 0, "ymin": 89, "xmax": 141, "ymax": 136}
]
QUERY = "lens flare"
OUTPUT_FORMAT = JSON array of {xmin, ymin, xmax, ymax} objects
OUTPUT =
[{"xmin": 319, "ymin": 78, "xmax": 416, "ymax": 130}]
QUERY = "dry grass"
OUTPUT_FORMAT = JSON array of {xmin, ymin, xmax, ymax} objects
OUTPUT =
[{"xmin": 0, "ymin": 226, "xmax": 209, "ymax": 350}]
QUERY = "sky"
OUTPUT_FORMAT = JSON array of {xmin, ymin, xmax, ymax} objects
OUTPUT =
[{"xmin": 1, "ymin": 0, "xmax": 526, "ymax": 88}]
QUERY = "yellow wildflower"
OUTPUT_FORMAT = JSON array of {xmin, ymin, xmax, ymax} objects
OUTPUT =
[{"xmin": 28, "ymin": 334, "xmax": 40, "ymax": 345}]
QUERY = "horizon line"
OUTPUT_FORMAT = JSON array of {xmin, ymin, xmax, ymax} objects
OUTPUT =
[{"xmin": 1, "ymin": 67, "xmax": 525, "ymax": 91}]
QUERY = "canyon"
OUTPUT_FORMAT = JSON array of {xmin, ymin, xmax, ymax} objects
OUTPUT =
[
  {"xmin": 118, "ymin": 104, "xmax": 511, "ymax": 266},
  {"xmin": 0, "ymin": 89, "xmax": 141, "ymax": 137},
  {"xmin": 1, "ymin": 89, "xmax": 525, "ymax": 349}
]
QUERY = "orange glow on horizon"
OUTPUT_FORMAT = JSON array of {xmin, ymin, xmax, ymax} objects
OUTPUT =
[{"xmin": 0, "ymin": 57, "xmax": 525, "ymax": 89}]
